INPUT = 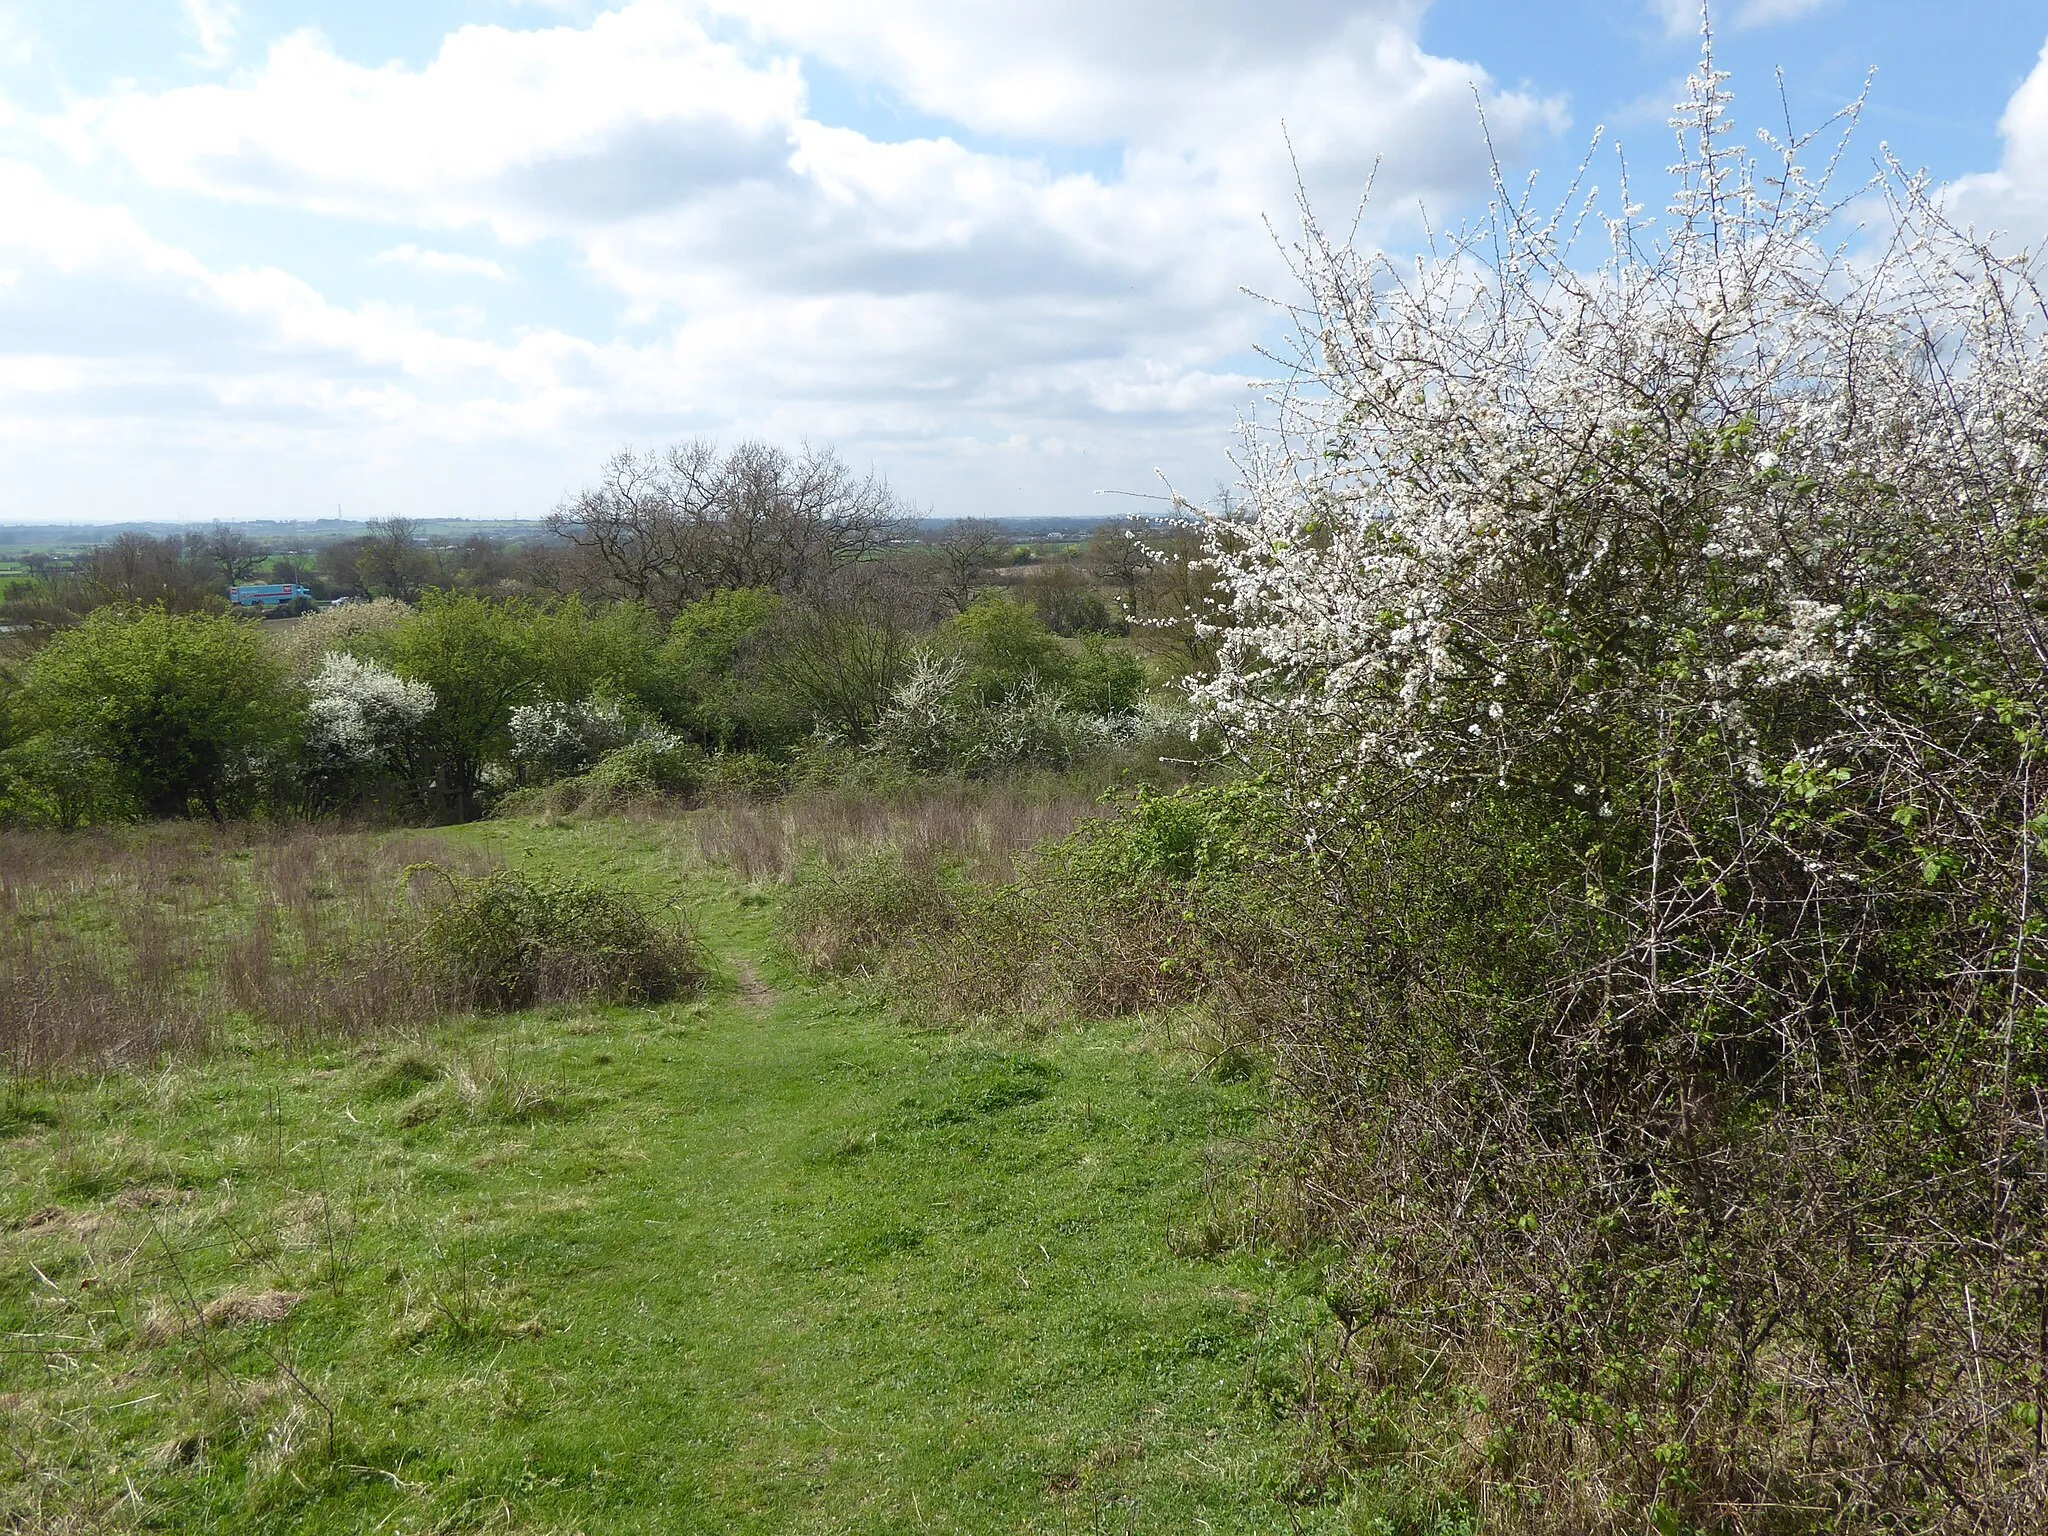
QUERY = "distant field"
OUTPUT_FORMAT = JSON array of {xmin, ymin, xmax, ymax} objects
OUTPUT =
[
  {"xmin": 0, "ymin": 515, "xmax": 1133, "ymax": 561},
  {"xmin": 0, "ymin": 812, "xmax": 1379, "ymax": 1534},
  {"xmin": 0, "ymin": 520, "xmax": 555, "ymax": 559}
]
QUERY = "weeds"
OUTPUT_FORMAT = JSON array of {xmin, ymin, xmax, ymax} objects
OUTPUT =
[
  {"xmin": 749, "ymin": 793, "xmax": 1228, "ymax": 1029},
  {"xmin": 694, "ymin": 779, "xmax": 1106, "ymax": 887},
  {"xmin": 0, "ymin": 824, "xmax": 483, "ymax": 1074},
  {"xmin": 0, "ymin": 824, "xmax": 708, "ymax": 1079},
  {"xmin": 780, "ymin": 847, "xmax": 957, "ymax": 975},
  {"xmin": 690, "ymin": 778, "xmax": 1208, "ymax": 1023},
  {"xmin": 412, "ymin": 866, "xmax": 704, "ymax": 1010}
]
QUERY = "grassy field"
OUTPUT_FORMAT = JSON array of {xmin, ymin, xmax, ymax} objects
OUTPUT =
[{"xmin": 1, "ymin": 814, "xmax": 1387, "ymax": 1534}]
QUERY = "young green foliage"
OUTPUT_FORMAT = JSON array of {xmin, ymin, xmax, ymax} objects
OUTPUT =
[{"xmin": 6, "ymin": 605, "xmax": 291, "ymax": 822}]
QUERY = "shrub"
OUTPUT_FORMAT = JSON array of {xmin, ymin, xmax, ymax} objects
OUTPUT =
[
  {"xmin": 490, "ymin": 731, "xmax": 707, "ymax": 819},
  {"xmin": 701, "ymin": 750, "xmax": 788, "ymax": 799},
  {"xmin": 1063, "ymin": 636, "xmax": 1146, "ymax": 716},
  {"xmin": 935, "ymin": 594, "xmax": 1070, "ymax": 703},
  {"xmin": 905, "ymin": 786, "xmax": 1275, "ymax": 1024},
  {"xmin": 412, "ymin": 869, "xmax": 703, "ymax": 1010},
  {"xmin": 506, "ymin": 696, "xmax": 634, "ymax": 781},
  {"xmin": 269, "ymin": 597, "xmax": 411, "ymax": 676},
  {"xmin": 656, "ymin": 588, "xmax": 797, "ymax": 752},
  {"xmin": 871, "ymin": 654, "xmax": 1113, "ymax": 777},
  {"xmin": 300, "ymin": 652, "xmax": 435, "ymax": 810},
  {"xmin": 0, "ymin": 732, "xmax": 132, "ymax": 829},
  {"xmin": 521, "ymin": 595, "xmax": 664, "ymax": 712},
  {"xmin": 1021, "ymin": 563, "xmax": 1118, "ymax": 636},
  {"xmin": 384, "ymin": 591, "xmax": 540, "ymax": 821},
  {"xmin": 586, "ymin": 731, "xmax": 703, "ymax": 797},
  {"xmin": 779, "ymin": 848, "xmax": 955, "ymax": 977},
  {"xmin": 972, "ymin": 684, "xmax": 1106, "ymax": 774},
  {"xmin": 869, "ymin": 653, "xmax": 978, "ymax": 775},
  {"xmin": 1190, "ymin": 47, "xmax": 2048, "ymax": 1533},
  {"xmin": 6, "ymin": 606, "xmax": 293, "ymax": 823}
]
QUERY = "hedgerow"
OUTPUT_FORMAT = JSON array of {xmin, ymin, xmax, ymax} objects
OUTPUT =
[{"xmin": 1176, "ymin": 36, "xmax": 2048, "ymax": 1534}]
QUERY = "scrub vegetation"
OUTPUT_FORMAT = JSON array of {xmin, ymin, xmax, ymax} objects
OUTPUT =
[{"xmin": 6, "ymin": 37, "xmax": 2048, "ymax": 1536}]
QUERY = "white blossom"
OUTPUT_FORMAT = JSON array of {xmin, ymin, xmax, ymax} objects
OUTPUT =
[
  {"xmin": 304, "ymin": 652, "xmax": 434, "ymax": 767},
  {"xmin": 507, "ymin": 697, "xmax": 633, "ymax": 779},
  {"xmin": 1189, "ymin": 43, "xmax": 2048, "ymax": 811}
]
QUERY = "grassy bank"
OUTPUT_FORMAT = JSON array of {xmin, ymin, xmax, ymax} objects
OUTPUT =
[{"xmin": 1, "ymin": 814, "xmax": 1388, "ymax": 1534}]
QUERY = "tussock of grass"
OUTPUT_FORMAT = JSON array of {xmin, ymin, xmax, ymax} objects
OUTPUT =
[{"xmin": 412, "ymin": 866, "xmax": 703, "ymax": 1010}]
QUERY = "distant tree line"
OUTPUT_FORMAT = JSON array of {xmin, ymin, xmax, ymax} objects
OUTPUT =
[
  {"xmin": 0, "ymin": 438, "xmax": 1224, "ymax": 827},
  {"xmin": 0, "ymin": 520, "xmax": 556, "ymax": 635}
]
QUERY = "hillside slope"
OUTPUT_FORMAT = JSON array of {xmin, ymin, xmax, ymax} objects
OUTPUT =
[{"xmin": 2, "ymin": 817, "xmax": 1360, "ymax": 1534}]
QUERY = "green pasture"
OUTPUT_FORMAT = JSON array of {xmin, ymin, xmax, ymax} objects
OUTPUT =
[{"xmin": 1, "ymin": 816, "xmax": 1384, "ymax": 1534}]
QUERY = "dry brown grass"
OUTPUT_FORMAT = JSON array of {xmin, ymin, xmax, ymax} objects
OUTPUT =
[
  {"xmin": 0, "ymin": 823, "xmax": 493, "ymax": 1076},
  {"xmin": 693, "ymin": 780, "xmax": 1105, "ymax": 887},
  {"xmin": 694, "ymin": 781, "xmax": 1219, "ymax": 1032}
]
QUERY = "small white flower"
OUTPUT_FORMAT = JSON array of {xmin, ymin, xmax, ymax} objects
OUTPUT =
[{"xmin": 305, "ymin": 652, "xmax": 434, "ymax": 768}]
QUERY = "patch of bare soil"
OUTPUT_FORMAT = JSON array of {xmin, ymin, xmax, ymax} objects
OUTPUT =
[{"xmin": 734, "ymin": 959, "xmax": 777, "ymax": 1011}]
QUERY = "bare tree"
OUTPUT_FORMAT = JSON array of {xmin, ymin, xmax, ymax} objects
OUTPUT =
[
  {"xmin": 923, "ymin": 518, "xmax": 1009, "ymax": 613},
  {"xmin": 541, "ymin": 450, "xmax": 687, "ymax": 606},
  {"xmin": 84, "ymin": 533, "xmax": 215, "ymax": 612},
  {"xmin": 546, "ymin": 439, "xmax": 911, "ymax": 615},
  {"xmin": 1082, "ymin": 517, "xmax": 1160, "ymax": 613},
  {"xmin": 203, "ymin": 522, "xmax": 265, "ymax": 587},
  {"xmin": 759, "ymin": 562, "xmax": 933, "ymax": 743},
  {"xmin": 358, "ymin": 517, "xmax": 427, "ymax": 600}
]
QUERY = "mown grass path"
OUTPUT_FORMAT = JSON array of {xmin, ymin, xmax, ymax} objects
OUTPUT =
[{"xmin": 2, "ymin": 818, "xmax": 1349, "ymax": 1533}]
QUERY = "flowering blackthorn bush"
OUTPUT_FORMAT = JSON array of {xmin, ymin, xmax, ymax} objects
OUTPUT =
[
  {"xmin": 506, "ymin": 696, "xmax": 634, "ymax": 781},
  {"xmin": 1192, "ymin": 29, "xmax": 2048, "ymax": 1532},
  {"xmin": 304, "ymin": 653, "xmax": 435, "ymax": 768}
]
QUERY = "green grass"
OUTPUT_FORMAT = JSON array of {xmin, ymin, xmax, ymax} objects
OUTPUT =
[{"xmin": 1, "ymin": 815, "xmax": 1375, "ymax": 1533}]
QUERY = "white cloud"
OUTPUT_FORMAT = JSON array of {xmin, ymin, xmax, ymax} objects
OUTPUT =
[
  {"xmin": 374, "ymin": 244, "xmax": 511, "ymax": 281},
  {"xmin": 6, "ymin": 0, "xmax": 1568, "ymax": 519},
  {"xmin": 1647, "ymin": 0, "xmax": 1700, "ymax": 38},
  {"xmin": 1945, "ymin": 37, "xmax": 2048, "ymax": 241},
  {"xmin": 53, "ymin": 1, "xmax": 1558, "ymax": 309},
  {"xmin": 182, "ymin": 0, "xmax": 238, "ymax": 67},
  {"xmin": 0, "ymin": 158, "xmax": 652, "ymax": 518},
  {"xmin": 1648, "ymin": 0, "xmax": 1828, "ymax": 39},
  {"xmin": 1995, "ymin": 39, "xmax": 2048, "ymax": 196},
  {"xmin": 707, "ymin": 1, "xmax": 1431, "ymax": 144},
  {"xmin": 0, "ymin": 161, "xmax": 587, "ymax": 419},
  {"xmin": 0, "ymin": 10, "xmax": 35, "ymax": 69},
  {"xmin": 54, "ymin": 10, "xmax": 803, "ymax": 238}
]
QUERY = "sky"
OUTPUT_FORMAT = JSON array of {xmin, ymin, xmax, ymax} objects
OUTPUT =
[{"xmin": 0, "ymin": 0, "xmax": 2045, "ymax": 525}]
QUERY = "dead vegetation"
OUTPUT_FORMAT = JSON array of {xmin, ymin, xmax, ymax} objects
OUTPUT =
[
  {"xmin": 692, "ymin": 780, "xmax": 1105, "ymax": 888},
  {"xmin": 1, "ymin": 823, "xmax": 704, "ymax": 1079},
  {"xmin": 0, "ymin": 823, "xmax": 487, "ymax": 1075}
]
